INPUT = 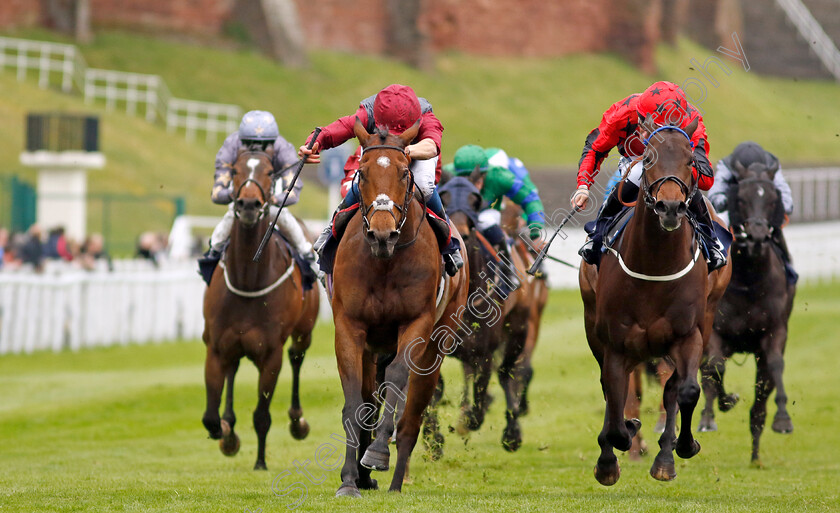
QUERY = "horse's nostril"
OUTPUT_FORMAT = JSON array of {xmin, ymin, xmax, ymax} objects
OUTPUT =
[
  {"xmin": 677, "ymin": 202, "xmax": 687, "ymax": 216},
  {"xmin": 654, "ymin": 201, "xmax": 667, "ymax": 216},
  {"xmin": 388, "ymin": 231, "xmax": 400, "ymax": 242},
  {"xmin": 236, "ymin": 199, "xmax": 245, "ymax": 208}
]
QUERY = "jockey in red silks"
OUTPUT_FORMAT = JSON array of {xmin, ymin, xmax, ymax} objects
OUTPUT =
[
  {"xmin": 299, "ymin": 83, "xmax": 464, "ymax": 276},
  {"xmin": 572, "ymin": 80, "xmax": 726, "ymax": 271}
]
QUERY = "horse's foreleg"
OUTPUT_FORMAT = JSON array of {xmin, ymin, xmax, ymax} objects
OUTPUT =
[
  {"xmin": 750, "ymin": 354, "xmax": 775, "ymax": 466},
  {"xmin": 651, "ymin": 370, "xmax": 679, "ymax": 481},
  {"xmin": 288, "ymin": 338, "xmax": 311, "ymax": 440},
  {"xmin": 674, "ymin": 332, "xmax": 703, "ymax": 461},
  {"xmin": 699, "ymin": 331, "xmax": 730, "ymax": 432},
  {"xmin": 595, "ymin": 352, "xmax": 637, "ymax": 486},
  {"xmin": 456, "ymin": 360, "xmax": 475, "ymax": 434},
  {"xmin": 361, "ymin": 356, "xmax": 409, "ymax": 472},
  {"xmin": 334, "ymin": 318, "xmax": 366, "ymax": 498},
  {"xmin": 654, "ymin": 359, "xmax": 673, "ymax": 433},
  {"xmin": 469, "ymin": 353, "xmax": 494, "ymax": 431},
  {"xmin": 625, "ymin": 365, "xmax": 646, "ymax": 460},
  {"xmin": 253, "ymin": 345, "xmax": 284, "ymax": 470},
  {"xmin": 498, "ymin": 318, "xmax": 528, "ymax": 452},
  {"xmin": 202, "ymin": 347, "xmax": 226, "ymax": 440},
  {"xmin": 355, "ymin": 349, "xmax": 378, "ymax": 491},
  {"xmin": 766, "ymin": 328, "xmax": 793, "ymax": 435},
  {"xmin": 389, "ymin": 316, "xmax": 438, "ymax": 493},
  {"xmin": 219, "ymin": 360, "xmax": 241, "ymax": 456}
]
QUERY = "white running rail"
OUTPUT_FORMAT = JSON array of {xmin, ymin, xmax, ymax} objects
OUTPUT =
[{"xmin": 0, "ymin": 36, "xmax": 241, "ymax": 142}]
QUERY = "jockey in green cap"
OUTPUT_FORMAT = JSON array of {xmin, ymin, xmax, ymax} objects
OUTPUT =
[{"xmin": 449, "ymin": 144, "xmax": 546, "ymax": 283}]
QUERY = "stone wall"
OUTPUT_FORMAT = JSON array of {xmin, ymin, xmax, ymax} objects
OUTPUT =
[{"xmin": 0, "ymin": 0, "xmax": 660, "ymax": 69}]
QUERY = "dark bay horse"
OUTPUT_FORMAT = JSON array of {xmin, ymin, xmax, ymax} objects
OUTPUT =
[
  {"xmin": 698, "ymin": 162, "xmax": 796, "ymax": 465},
  {"xmin": 439, "ymin": 175, "xmax": 547, "ymax": 451},
  {"xmin": 579, "ymin": 119, "xmax": 731, "ymax": 485},
  {"xmin": 202, "ymin": 149, "xmax": 319, "ymax": 470},
  {"xmin": 331, "ymin": 119, "xmax": 468, "ymax": 497}
]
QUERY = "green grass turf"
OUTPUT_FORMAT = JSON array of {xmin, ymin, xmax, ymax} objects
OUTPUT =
[{"xmin": 1, "ymin": 283, "xmax": 839, "ymax": 512}]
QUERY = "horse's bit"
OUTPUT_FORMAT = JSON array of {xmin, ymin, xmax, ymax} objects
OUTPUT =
[
  {"xmin": 357, "ymin": 144, "xmax": 419, "ymax": 245},
  {"xmin": 640, "ymin": 125, "xmax": 698, "ymax": 208}
]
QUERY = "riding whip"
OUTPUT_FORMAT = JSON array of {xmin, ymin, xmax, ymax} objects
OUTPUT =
[
  {"xmin": 526, "ymin": 207, "xmax": 579, "ymax": 276},
  {"xmin": 253, "ymin": 127, "xmax": 322, "ymax": 262}
]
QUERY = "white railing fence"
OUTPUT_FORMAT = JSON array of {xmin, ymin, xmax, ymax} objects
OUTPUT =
[
  {"xmin": 0, "ymin": 260, "xmax": 205, "ymax": 355},
  {"xmin": 786, "ymin": 167, "xmax": 840, "ymax": 223},
  {"xmin": 0, "ymin": 36, "xmax": 241, "ymax": 143}
]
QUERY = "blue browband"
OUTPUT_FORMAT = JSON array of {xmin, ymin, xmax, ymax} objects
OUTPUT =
[{"xmin": 643, "ymin": 125, "xmax": 695, "ymax": 149}]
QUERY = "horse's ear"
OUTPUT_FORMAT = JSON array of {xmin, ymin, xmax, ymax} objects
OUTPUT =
[
  {"xmin": 469, "ymin": 165, "xmax": 483, "ymax": 186},
  {"xmin": 399, "ymin": 120, "xmax": 421, "ymax": 147},
  {"xmin": 354, "ymin": 116, "xmax": 371, "ymax": 147},
  {"xmin": 733, "ymin": 159, "xmax": 747, "ymax": 179},
  {"xmin": 264, "ymin": 145, "xmax": 275, "ymax": 159},
  {"xmin": 766, "ymin": 158, "xmax": 780, "ymax": 179},
  {"xmin": 470, "ymin": 192, "xmax": 483, "ymax": 213},
  {"xmin": 236, "ymin": 147, "xmax": 247, "ymax": 157},
  {"xmin": 685, "ymin": 117, "xmax": 699, "ymax": 138}
]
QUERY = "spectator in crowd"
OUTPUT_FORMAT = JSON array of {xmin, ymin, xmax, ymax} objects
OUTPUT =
[
  {"xmin": 19, "ymin": 224, "xmax": 44, "ymax": 271},
  {"xmin": 44, "ymin": 227, "xmax": 73, "ymax": 261},
  {"xmin": 0, "ymin": 227, "xmax": 8, "ymax": 270},
  {"xmin": 136, "ymin": 231, "xmax": 167, "ymax": 265},
  {"xmin": 79, "ymin": 233, "xmax": 111, "ymax": 271}
]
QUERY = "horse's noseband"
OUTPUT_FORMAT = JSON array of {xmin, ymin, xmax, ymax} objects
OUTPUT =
[
  {"xmin": 641, "ymin": 126, "xmax": 697, "ymax": 208},
  {"xmin": 232, "ymin": 152, "xmax": 274, "ymax": 220},
  {"xmin": 358, "ymin": 144, "xmax": 414, "ymax": 236}
]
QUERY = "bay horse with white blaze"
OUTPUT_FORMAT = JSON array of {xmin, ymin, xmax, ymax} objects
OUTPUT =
[
  {"xmin": 331, "ymin": 119, "xmax": 468, "ymax": 497},
  {"xmin": 699, "ymin": 161, "xmax": 796, "ymax": 466},
  {"xmin": 579, "ymin": 119, "xmax": 731, "ymax": 485},
  {"xmin": 202, "ymin": 148, "xmax": 319, "ymax": 470}
]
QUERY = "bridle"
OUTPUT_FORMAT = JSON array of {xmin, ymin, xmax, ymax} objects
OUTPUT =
[
  {"xmin": 640, "ymin": 125, "xmax": 698, "ymax": 209},
  {"xmin": 231, "ymin": 151, "xmax": 276, "ymax": 220},
  {"xmin": 357, "ymin": 144, "xmax": 425, "ymax": 249},
  {"xmin": 730, "ymin": 177, "xmax": 778, "ymax": 242}
]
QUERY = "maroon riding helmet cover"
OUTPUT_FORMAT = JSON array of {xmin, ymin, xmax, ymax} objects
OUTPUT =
[{"xmin": 373, "ymin": 84, "xmax": 421, "ymax": 135}]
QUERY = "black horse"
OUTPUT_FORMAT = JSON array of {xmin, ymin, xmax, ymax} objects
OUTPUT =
[
  {"xmin": 699, "ymin": 162, "xmax": 796, "ymax": 466},
  {"xmin": 439, "ymin": 176, "xmax": 506, "ymax": 434}
]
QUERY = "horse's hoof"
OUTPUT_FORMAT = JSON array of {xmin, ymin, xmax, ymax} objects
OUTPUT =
[
  {"xmin": 626, "ymin": 418, "xmax": 642, "ymax": 437},
  {"xmin": 750, "ymin": 457, "xmax": 765, "ymax": 469},
  {"xmin": 219, "ymin": 431, "xmax": 240, "ymax": 456},
  {"xmin": 772, "ymin": 415, "xmax": 793, "ymax": 434},
  {"xmin": 335, "ymin": 484, "xmax": 362, "ymax": 498},
  {"xmin": 719, "ymin": 393, "xmax": 740, "ymax": 412},
  {"xmin": 356, "ymin": 477, "xmax": 378, "ymax": 490},
  {"xmin": 455, "ymin": 419, "xmax": 470, "ymax": 436},
  {"xmin": 253, "ymin": 461, "xmax": 267, "ymax": 471},
  {"xmin": 650, "ymin": 462, "xmax": 677, "ymax": 481},
  {"xmin": 594, "ymin": 462, "xmax": 620, "ymax": 486},
  {"xmin": 289, "ymin": 417, "xmax": 310, "ymax": 440},
  {"xmin": 675, "ymin": 439, "xmax": 701, "ymax": 459},
  {"xmin": 502, "ymin": 426, "xmax": 522, "ymax": 452},
  {"xmin": 360, "ymin": 448, "xmax": 390, "ymax": 471},
  {"xmin": 698, "ymin": 416, "xmax": 718, "ymax": 432}
]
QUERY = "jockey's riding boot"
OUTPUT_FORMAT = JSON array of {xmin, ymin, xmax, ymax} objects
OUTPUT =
[
  {"xmin": 498, "ymin": 238, "xmax": 521, "ymax": 289},
  {"xmin": 579, "ymin": 182, "xmax": 634, "ymax": 265},
  {"xmin": 689, "ymin": 194, "xmax": 727, "ymax": 271},
  {"xmin": 197, "ymin": 246, "xmax": 223, "ymax": 286},
  {"xmin": 427, "ymin": 189, "xmax": 464, "ymax": 276},
  {"xmin": 314, "ymin": 186, "xmax": 360, "ymax": 256}
]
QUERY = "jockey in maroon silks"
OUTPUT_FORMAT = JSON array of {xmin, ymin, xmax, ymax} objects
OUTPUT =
[
  {"xmin": 572, "ymin": 80, "xmax": 727, "ymax": 271},
  {"xmin": 299, "ymin": 83, "xmax": 464, "ymax": 276}
]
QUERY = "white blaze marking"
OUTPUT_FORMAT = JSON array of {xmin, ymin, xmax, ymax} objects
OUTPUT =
[
  {"xmin": 247, "ymin": 158, "xmax": 260, "ymax": 179},
  {"xmin": 373, "ymin": 194, "xmax": 395, "ymax": 211},
  {"xmin": 757, "ymin": 187, "xmax": 765, "ymax": 197},
  {"xmin": 377, "ymin": 156, "xmax": 391, "ymax": 168}
]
